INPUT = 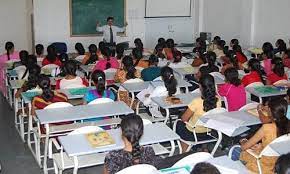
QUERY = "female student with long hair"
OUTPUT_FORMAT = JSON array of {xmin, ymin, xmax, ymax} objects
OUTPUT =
[
  {"xmin": 141, "ymin": 55, "xmax": 161, "ymax": 81},
  {"xmin": 74, "ymin": 42, "xmax": 86, "ymax": 62},
  {"xmin": 230, "ymin": 39, "xmax": 239, "ymax": 49},
  {"xmin": 283, "ymin": 49, "xmax": 290, "ymax": 68},
  {"xmin": 133, "ymin": 48, "xmax": 148, "ymax": 68},
  {"xmin": 116, "ymin": 43, "xmax": 125, "ymax": 60},
  {"xmin": 261, "ymin": 42, "xmax": 274, "ymax": 75},
  {"xmin": 55, "ymin": 60, "xmax": 88, "ymax": 89},
  {"xmin": 94, "ymin": 47, "xmax": 119, "ymax": 71},
  {"xmin": 176, "ymin": 74, "xmax": 221, "ymax": 152},
  {"xmin": 238, "ymin": 97, "xmax": 290, "ymax": 174},
  {"xmin": 191, "ymin": 47, "xmax": 206, "ymax": 67},
  {"xmin": 32, "ymin": 75, "xmax": 68, "ymax": 115},
  {"xmin": 232, "ymin": 44, "xmax": 247, "ymax": 64},
  {"xmin": 114, "ymin": 56, "xmax": 141, "ymax": 83},
  {"xmin": 267, "ymin": 57, "xmax": 288, "ymax": 85},
  {"xmin": 220, "ymin": 50, "xmax": 243, "ymax": 74},
  {"xmin": 42, "ymin": 45, "xmax": 62, "ymax": 66},
  {"xmin": 242, "ymin": 59, "xmax": 266, "ymax": 87},
  {"xmin": 35, "ymin": 44, "xmax": 45, "ymax": 60},
  {"xmin": 218, "ymin": 68, "xmax": 246, "ymax": 111},
  {"xmin": 15, "ymin": 64, "xmax": 41, "ymax": 98},
  {"xmin": 196, "ymin": 51, "xmax": 219, "ymax": 80},
  {"xmin": 168, "ymin": 51, "xmax": 187, "ymax": 68},
  {"xmin": 164, "ymin": 38, "xmax": 178, "ymax": 60},
  {"xmin": 15, "ymin": 54, "xmax": 38, "ymax": 80},
  {"xmin": 274, "ymin": 39, "xmax": 287, "ymax": 55},
  {"xmin": 81, "ymin": 44, "xmax": 98, "ymax": 65},
  {"xmin": 84, "ymin": 70, "xmax": 115, "ymax": 104},
  {"xmin": 104, "ymin": 114, "xmax": 160, "ymax": 174}
]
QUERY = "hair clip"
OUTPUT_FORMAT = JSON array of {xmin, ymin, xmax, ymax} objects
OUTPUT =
[{"xmin": 98, "ymin": 76, "xmax": 103, "ymax": 80}]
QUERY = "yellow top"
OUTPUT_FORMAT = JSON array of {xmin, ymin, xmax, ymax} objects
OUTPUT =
[{"xmin": 186, "ymin": 96, "xmax": 222, "ymax": 133}]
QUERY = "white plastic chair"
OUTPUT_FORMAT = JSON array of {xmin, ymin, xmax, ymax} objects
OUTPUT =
[
  {"xmin": 52, "ymin": 126, "xmax": 106, "ymax": 174},
  {"xmin": 88, "ymin": 98, "xmax": 114, "ymax": 105},
  {"xmin": 62, "ymin": 83, "xmax": 86, "ymax": 89},
  {"xmin": 172, "ymin": 152, "xmax": 213, "ymax": 168},
  {"xmin": 104, "ymin": 68, "xmax": 117, "ymax": 82},
  {"xmin": 209, "ymin": 72, "xmax": 225, "ymax": 80},
  {"xmin": 238, "ymin": 102, "xmax": 259, "ymax": 111},
  {"xmin": 245, "ymin": 134, "xmax": 290, "ymax": 174},
  {"xmin": 273, "ymin": 79, "xmax": 288, "ymax": 86},
  {"xmin": 191, "ymin": 88, "xmax": 201, "ymax": 94},
  {"xmin": 32, "ymin": 102, "xmax": 73, "ymax": 167},
  {"xmin": 116, "ymin": 164, "xmax": 158, "ymax": 174},
  {"xmin": 173, "ymin": 108, "xmax": 227, "ymax": 153},
  {"xmin": 245, "ymin": 82, "xmax": 264, "ymax": 103}
]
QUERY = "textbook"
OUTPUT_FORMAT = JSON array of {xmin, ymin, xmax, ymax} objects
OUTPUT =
[{"xmin": 86, "ymin": 131, "xmax": 115, "ymax": 148}]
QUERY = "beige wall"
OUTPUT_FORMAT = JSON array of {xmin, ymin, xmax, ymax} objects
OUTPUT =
[{"xmin": 0, "ymin": 0, "xmax": 33, "ymax": 53}]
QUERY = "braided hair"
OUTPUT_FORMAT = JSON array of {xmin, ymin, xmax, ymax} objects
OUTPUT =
[
  {"xmin": 200, "ymin": 74, "xmax": 218, "ymax": 112},
  {"xmin": 25, "ymin": 64, "xmax": 41, "ymax": 90},
  {"xmin": 116, "ymin": 43, "xmax": 124, "ymax": 60},
  {"xmin": 86, "ymin": 44, "xmax": 98, "ymax": 65},
  {"xmin": 21, "ymin": 54, "xmax": 37, "ymax": 80},
  {"xmin": 120, "ymin": 114, "xmax": 144, "ymax": 165},
  {"xmin": 122, "ymin": 56, "xmax": 137, "ymax": 80},
  {"xmin": 272, "ymin": 57, "xmax": 285, "ymax": 77},
  {"xmin": 268, "ymin": 98, "xmax": 290, "ymax": 136},
  {"xmin": 101, "ymin": 47, "xmax": 112, "ymax": 70},
  {"xmin": 91, "ymin": 70, "xmax": 106, "ymax": 96},
  {"xmin": 38, "ymin": 75, "xmax": 54, "ymax": 102},
  {"xmin": 134, "ymin": 38, "xmax": 144, "ymax": 52},
  {"xmin": 161, "ymin": 67, "xmax": 177, "ymax": 96},
  {"xmin": 248, "ymin": 59, "xmax": 266, "ymax": 84},
  {"xmin": 5, "ymin": 42, "xmax": 14, "ymax": 61},
  {"xmin": 132, "ymin": 48, "xmax": 143, "ymax": 67}
]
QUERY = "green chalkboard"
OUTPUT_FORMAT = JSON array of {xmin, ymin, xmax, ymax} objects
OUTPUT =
[{"xmin": 70, "ymin": 0, "xmax": 125, "ymax": 36}]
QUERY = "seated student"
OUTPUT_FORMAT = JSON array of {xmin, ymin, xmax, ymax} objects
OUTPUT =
[
  {"xmin": 195, "ymin": 51, "xmax": 219, "ymax": 80},
  {"xmin": 13, "ymin": 50, "xmax": 29, "ymax": 74},
  {"xmin": 218, "ymin": 68, "xmax": 246, "ymax": 111},
  {"xmin": 274, "ymin": 39, "xmax": 287, "ymax": 55},
  {"xmin": 233, "ymin": 44, "xmax": 247, "ymax": 64},
  {"xmin": 51, "ymin": 53, "xmax": 70, "ymax": 77},
  {"xmin": 84, "ymin": 70, "xmax": 115, "ymax": 104},
  {"xmin": 282, "ymin": 49, "xmax": 290, "ymax": 68},
  {"xmin": 154, "ymin": 43, "xmax": 166, "ymax": 59},
  {"xmin": 114, "ymin": 56, "xmax": 141, "ymax": 83},
  {"xmin": 81, "ymin": 44, "xmax": 98, "ymax": 65},
  {"xmin": 242, "ymin": 59, "xmax": 266, "ymax": 87},
  {"xmin": 141, "ymin": 55, "xmax": 161, "ymax": 81},
  {"xmin": 230, "ymin": 38, "xmax": 239, "ymax": 50},
  {"xmin": 15, "ymin": 54, "xmax": 37, "ymax": 80},
  {"xmin": 176, "ymin": 74, "xmax": 222, "ymax": 153},
  {"xmin": 164, "ymin": 38, "xmax": 178, "ymax": 60},
  {"xmin": 260, "ymin": 42, "xmax": 274, "ymax": 75},
  {"xmin": 213, "ymin": 40, "xmax": 225, "ymax": 59},
  {"xmin": 134, "ymin": 38, "xmax": 144, "ymax": 52},
  {"xmin": 138, "ymin": 66, "xmax": 177, "ymax": 116},
  {"xmin": 191, "ymin": 162, "xmax": 221, "ymax": 174},
  {"xmin": 220, "ymin": 50, "xmax": 243, "ymax": 74},
  {"xmin": 157, "ymin": 37, "xmax": 166, "ymax": 49},
  {"xmin": 15, "ymin": 64, "xmax": 41, "ymax": 98},
  {"xmin": 42, "ymin": 45, "xmax": 62, "ymax": 67},
  {"xmin": 168, "ymin": 51, "xmax": 188, "ymax": 68},
  {"xmin": 32, "ymin": 75, "xmax": 68, "ymax": 116},
  {"xmin": 274, "ymin": 153, "xmax": 290, "ymax": 174},
  {"xmin": 74, "ymin": 42, "xmax": 86, "ymax": 61},
  {"xmin": 55, "ymin": 60, "xmax": 88, "ymax": 89},
  {"xmin": 104, "ymin": 115, "xmax": 160, "ymax": 174},
  {"xmin": 132, "ymin": 48, "xmax": 148, "ymax": 69},
  {"xmin": 116, "ymin": 43, "xmax": 125, "ymax": 60},
  {"xmin": 267, "ymin": 57, "xmax": 288, "ymax": 85},
  {"xmin": 191, "ymin": 47, "xmax": 206, "ymax": 67},
  {"xmin": 94, "ymin": 47, "xmax": 119, "ymax": 71},
  {"xmin": 193, "ymin": 37, "xmax": 206, "ymax": 53},
  {"xmin": 237, "ymin": 98, "xmax": 290, "ymax": 174},
  {"xmin": 35, "ymin": 44, "xmax": 45, "ymax": 61},
  {"xmin": 98, "ymin": 41, "xmax": 105, "ymax": 59},
  {"xmin": 208, "ymin": 36, "xmax": 221, "ymax": 51}
]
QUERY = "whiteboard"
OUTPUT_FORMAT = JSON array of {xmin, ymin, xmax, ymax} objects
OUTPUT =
[{"xmin": 145, "ymin": 0, "xmax": 191, "ymax": 17}]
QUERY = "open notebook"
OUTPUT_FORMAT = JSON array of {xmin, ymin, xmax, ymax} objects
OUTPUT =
[{"xmin": 86, "ymin": 131, "xmax": 115, "ymax": 148}]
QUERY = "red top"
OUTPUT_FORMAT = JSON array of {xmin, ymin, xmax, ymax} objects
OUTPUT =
[
  {"xmin": 241, "ymin": 71, "xmax": 262, "ymax": 87},
  {"xmin": 267, "ymin": 73, "xmax": 287, "ymax": 85},
  {"xmin": 42, "ymin": 57, "xmax": 62, "ymax": 67},
  {"xmin": 236, "ymin": 52, "xmax": 247, "ymax": 64}
]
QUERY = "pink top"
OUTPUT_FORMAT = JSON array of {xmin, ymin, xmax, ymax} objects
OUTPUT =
[
  {"xmin": 0, "ymin": 51, "xmax": 20, "ymax": 64},
  {"xmin": 218, "ymin": 83, "xmax": 246, "ymax": 111},
  {"xmin": 263, "ymin": 59, "xmax": 272, "ymax": 75},
  {"xmin": 94, "ymin": 57, "xmax": 120, "ymax": 71}
]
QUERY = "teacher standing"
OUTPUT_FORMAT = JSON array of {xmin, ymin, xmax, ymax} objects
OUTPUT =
[{"xmin": 96, "ymin": 16, "xmax": 128, "ymax": 48}]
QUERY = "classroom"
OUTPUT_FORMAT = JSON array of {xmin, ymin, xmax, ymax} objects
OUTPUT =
[{"xmin": 0, "ymin": 0, "xmax": 290, "ymax": 174}]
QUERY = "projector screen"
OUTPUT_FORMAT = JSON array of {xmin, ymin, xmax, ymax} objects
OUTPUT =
[{"xmin": 145, "ymin": 0, "xmax": 191, "ymax": 18}]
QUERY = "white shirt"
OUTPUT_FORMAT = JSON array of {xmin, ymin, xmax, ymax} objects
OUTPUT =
[
  {"xmin": 96, "ymin": 25, "xmax": 125, "ymax": 43},
  {"xmin": 59, "ymin": 76, "xmax": 86, "ymax": 89}
]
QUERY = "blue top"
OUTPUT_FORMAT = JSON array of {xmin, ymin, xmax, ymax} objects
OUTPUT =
[
  {"xmin": 141, "ymin": 67, "xmax": 161, "ymax": 81},
  {"xmin": 84, "ymin": 89, "xmax": 115, "ymax": 103}
]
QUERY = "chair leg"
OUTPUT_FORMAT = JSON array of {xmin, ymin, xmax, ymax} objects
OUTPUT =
[
  {"xmin": 53, "ymin": 161, "xmax": 59, "ymax": 174},
  {"xmin": 257, "ymin": 159, "xmax": 262, "ymax": 174}
]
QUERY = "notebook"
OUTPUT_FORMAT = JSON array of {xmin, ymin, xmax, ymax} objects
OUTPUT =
[
  {"xmin": 69, "ymin": 88, "xmax": 89, "ymax": 96},
  {"xmin": 86, "ymin": 131, "xmax": 115, "ymax": 148}
]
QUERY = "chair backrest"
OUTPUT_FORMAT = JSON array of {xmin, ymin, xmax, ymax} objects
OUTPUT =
[
  {"xmin": 209, "ymin": 72, "xmax": 225, "ymax": 80},
  {"xmin": 238, "ymin": 70, "xmax": 246, "ymax": 77},
  {"xmin": 203, "ymin": 108, "xmax": 227, "ymax": 116},
  {"xmin": 104, "ymin": 68, "xmax": 117, "ymax": 81},
  {"xmin": 118, "ymin": 78, "xmax": 144, "ymax": 91},
  {"xmin": 41, "ymin": 64, "xmax": 59, "ymax": 75},
  {"xmin": 88, "ymin": 98, "xmax": 114, "ymax": 105},
  {"xmin": 261, "ymin": 134, "xmax": 290, "ymax": 157},
  {"xmin": 142, "ymin": 119, "xmax": 152, "ymax": 125},
  {"xmin": 273, "ymin": 79, "xmax": 288, "ymax": 86},
  {"xmin": 191, "ymin": 88, "xmax": 201, "ymax": 94},
  {"xmin": 68, "ymin": 126, "xmax": 103, "ymax": 135},
  {"xmin": 135, "ymin": 66, "xmax": 144, "ymax": 71},
  {"xmin": 62, "ymin": 83, "xmax": 86, "ymax": 89},
  {"xmin": 44, "ymin": 102, "xmax": 73, "ymax": 109},
  {"xmin": 172, "ymin": 152, "xmax": 213, "ymax": 168},
  {"xmin": 245, "ymin": 82, "xmax": 264, "ymax": 88},
  {"xmin": 116, "ymin": 164, "xmax": 158, "ymax": 174},
  {"xmin": 238, "ymin": 102, "xmax": 259, "ymax": 111}
]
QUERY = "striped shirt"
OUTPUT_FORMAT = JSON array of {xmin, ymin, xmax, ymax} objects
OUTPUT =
[{"xmin": 32, "ymin": 91, "xmax": 68, "ymax": 109}]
